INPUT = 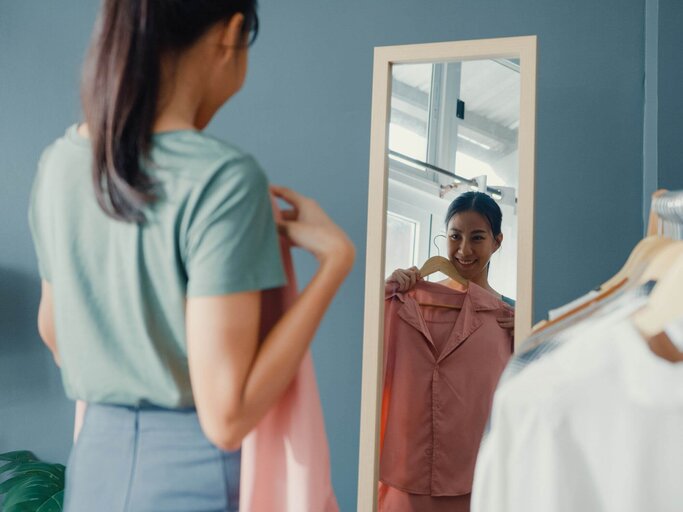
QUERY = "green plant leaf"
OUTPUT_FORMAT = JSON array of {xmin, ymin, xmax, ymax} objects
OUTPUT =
[
  {"xmin": 0, "ymin": 452, "xmax": 40, "ymax": 475},
  {"xmin": 0, "ymin": 474, "xmax": 35, "ymax": 494},
  {"xmin": 10, "ymin": 462, "xmax": 65, "ymax": 483},
  {"xmin": 0, "ymin": 453, "xmax": 65, "ymax": 512},
  {"xmin": 0, "ymin": 460, "xmax": 25, "ymax": 477},
  {"xmin": 34, "ymin": 489, "xmax": 64, "ymax": 512},
  {"xmin": 3, "ymin": 479, "xmax": 62, "ymax": 510},
  {"xmin": 0, "ymin": 451, "xmax": 38, "ymax": 463},
  {"xmin": 3, "ymin": 504, "xmax": 37, "ymax": 512}
]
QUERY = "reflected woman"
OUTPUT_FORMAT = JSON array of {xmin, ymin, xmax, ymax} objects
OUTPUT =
[
  {"xmin": 388, "ymin": 191, "xmax": 515, "ymax": 327},
  {"xmin": 381, "ymin": 191, "xmax": 514, "ymax": 512}
]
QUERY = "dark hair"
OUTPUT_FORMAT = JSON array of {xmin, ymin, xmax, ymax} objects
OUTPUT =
[
  {"xmin": 82, "ymin": 0, "xmax": 259, "ymax": 222},
  {"xmin": 445, "ymin": 191, "xmax": 503, "ymax": 237}
]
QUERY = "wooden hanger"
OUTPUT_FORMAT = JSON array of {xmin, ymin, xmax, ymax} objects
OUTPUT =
[
  {"xmin": 531, "ymin": 278, "xmax": 629, "ymax": 335},
  {"xmin": 646, "ymin": 189, "xmax": 668, "ymax": 237},
  {"xmin": 598, "ymin": 235, "xmax": 673, "ymax": 291},
  {"xmin": 532, "ymin": 237, "xmax": 675, "ymax": 335},
  {"xmin": 417, "ymin": 256, "xmax": 467, "ymax": 309},
  {"xmin": 531, "ymin": 319, "xmax": 548, "ymax": 331},
  {"xmin": 632, "ymin": 243, "xmax": 683, "ymax": 338},
  {"xmin": 637, "ymin": 240, "xmax": 683, "ymax": 285},
  {"xmin": 419, "ymin": 256, "xmax": 468, "ymax": 286}
]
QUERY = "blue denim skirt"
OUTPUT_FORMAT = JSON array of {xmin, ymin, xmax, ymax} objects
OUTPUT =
[{"xmin": 63, "ymin": 403, "xmax": 241, "ymax": 512}]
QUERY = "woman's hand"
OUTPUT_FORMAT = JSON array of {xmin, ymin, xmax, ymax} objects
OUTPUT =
[
  {"xmin": 270, "ymin": 185, "xmax": 355, "ymax": 270},
  {"xmin": 497, "ymin": 313, "xmax": 515, "ymax": 338},
  {"xmin": 386, "ymin": 266, "xmax": 422, "ymax": 292}
]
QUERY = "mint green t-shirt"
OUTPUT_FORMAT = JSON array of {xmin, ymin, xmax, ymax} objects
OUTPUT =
[{"xmin": 28, "ymin": 125, "xmax": 286, "ymax": 408}]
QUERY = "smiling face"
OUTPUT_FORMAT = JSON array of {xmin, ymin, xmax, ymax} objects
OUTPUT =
[{"xmin": 446, "ymin": 210, "xmax": 503, "ymax": 282}]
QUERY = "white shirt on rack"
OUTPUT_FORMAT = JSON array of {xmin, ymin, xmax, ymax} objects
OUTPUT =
[
  {"xmin": 472, "ymin": 317, "xmax": 683, "ymax": 512},
  {"xmin": 547, "ymin": 289, "xmax": 600, "ymax": 321}
]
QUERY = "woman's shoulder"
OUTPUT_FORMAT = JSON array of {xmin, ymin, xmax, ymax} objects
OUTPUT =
[
  {"xmin": 153, "ymin": 128, "xmax": 253, "ymax": 165},
  {"xmin": 74, "ymin": 121, "xmax": 259, "ymax": 170},
  {"xmin": 149, "ymin": 129, "xmax": 267, "ymax": 188},
  {"xmin": 501, "ymin": 295, "xmax": 516, "ymax": 308}
]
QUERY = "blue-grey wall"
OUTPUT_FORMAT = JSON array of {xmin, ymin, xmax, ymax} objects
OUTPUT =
[
  {"xmin": 0, "ymin": 1, "xmax": 653, "ymax": 509},
  {"xmin": 658, "ymin": 0, "xmax": 683, "ymax": 191},
  {"xmin": 643, "ymin": 0, "xmax": 658, "ymax": 226},
  {"xmin": 0, "ymin": 0, "xmax": 99, "ymax": 472}
]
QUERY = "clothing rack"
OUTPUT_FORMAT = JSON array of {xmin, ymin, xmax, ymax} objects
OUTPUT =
[
  {"xmin": 652, "ymin": 189, "xmax": 683, "ymax": 240},
  {"xmin": 388, "ymin": 149, "xmax": 504, "ymax": 197}
]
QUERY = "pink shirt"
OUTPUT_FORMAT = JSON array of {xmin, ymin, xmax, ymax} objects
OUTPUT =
[
  {"xmin": 239, "ymin": 199, "xmax": 339, "ymax": 512},
  {"xmin": 381, "ymin": 280, "xmax": 513, "ymax": 496}
]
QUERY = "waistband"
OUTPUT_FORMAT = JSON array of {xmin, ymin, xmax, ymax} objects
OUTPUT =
[{"xmin": 83, "ymin": 403, "xmax": 203, "ymax": 433}]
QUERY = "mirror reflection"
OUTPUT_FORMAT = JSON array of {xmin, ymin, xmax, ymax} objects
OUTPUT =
[{"xmin": 380, "ymin": 58, "xmax": 521, "ymax": 511}]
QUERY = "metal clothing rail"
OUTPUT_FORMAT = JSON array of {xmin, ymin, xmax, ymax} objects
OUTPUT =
[
  {"xmin": 652, "ymin": 189, "xmax": 683, "ymax": 240},
  {"xmin": 653, "ymin": 190, "xmax": 683, "ymax": 224},
  {"xmin": 388, "ymin": 149, "xmax": 503, "ymax": 197}
]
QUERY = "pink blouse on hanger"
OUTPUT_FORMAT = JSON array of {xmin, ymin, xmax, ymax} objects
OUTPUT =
[
  {"xmin": 380, "ymin": 280, "xmax": 513, "ymax": 500},
  {"xmin": 239, "ymin": 198, "xmax": 339, "ymax": 512}
]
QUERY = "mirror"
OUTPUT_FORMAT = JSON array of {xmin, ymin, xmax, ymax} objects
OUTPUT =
[
  {"xmin": 358, "ymin": 37, "xmax": 537, "ymax": 511},
  {"xmin": 386, "ymin": 58, "xmax": 520, "ymax": 301}
]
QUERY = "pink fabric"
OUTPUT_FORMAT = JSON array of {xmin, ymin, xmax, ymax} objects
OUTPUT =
[
  {"xmin": 239, "ymin": 199, "xmax": 339, "ymax": 512},
  {"xmin": 380, "ymin": 280, "xmax": 513, "ymax": 500}
]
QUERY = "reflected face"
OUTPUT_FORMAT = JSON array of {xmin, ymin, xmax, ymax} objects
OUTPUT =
[{"xmin": 446, "ymin": 211, "xmax": 502, "ymax": 280}]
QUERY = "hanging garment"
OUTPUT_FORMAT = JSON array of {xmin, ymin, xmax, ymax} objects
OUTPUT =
[
  {"xmin": 378, "ymin": 481, "xmax": 471, "ymax": 512},
  {"xmin": 472, "ymin": 315, "xmax": 683, "ymax": 512},
  {"xmin": 547, "ymin": 289, "xmax": 600, "ymax": 320},
  {"xmin": 380, "ymin": 280, "xmax": 513, "ymax": 506},
  {"xmin": 239, "ymin": 200, "xmax": 339, "ymax": 512},
  {"xmin": 494, "ymin": 281, "xmax": 655, "ymax": 395},
  {"xmin": 479, "ymin": 285, "xmax": 652, "ymax": 442}
]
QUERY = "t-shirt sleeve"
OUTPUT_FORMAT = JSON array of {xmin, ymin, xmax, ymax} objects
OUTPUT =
[
  {"xmin": 184, "ymin": 156, "xmax": 286, "ymax": 297},
  {"xmin": 28, "ymin": 147, "xmax": 53, "ymax": 282}
]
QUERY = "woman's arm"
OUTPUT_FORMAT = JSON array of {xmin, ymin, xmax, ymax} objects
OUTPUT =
[
  {"xmin": 187, "ymin": 186, "xmax": 355, "ymax": 450},
  {"xmin": 37, "ymin": 280, "xmax": 60, "ymax": 366},
  {"xmin": 74, "ymin": 400, "xmax": 87, "ymax": 442}
]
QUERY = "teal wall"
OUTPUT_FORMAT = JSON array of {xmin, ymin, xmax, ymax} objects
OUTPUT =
[
  {"xmin": 657, "ymin": 0, "xmax": 683, "ymax": 191},
  {"xmin": 0, "ymin": 1, "xmax": 659, "ymax": 509}
]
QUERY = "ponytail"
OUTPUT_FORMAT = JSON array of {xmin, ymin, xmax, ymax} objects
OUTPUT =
[{"xmin": 82, "ymin": 0, "xmax": 259, "ymax": 223}]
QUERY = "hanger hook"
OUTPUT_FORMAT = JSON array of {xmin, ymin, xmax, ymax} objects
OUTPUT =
[{"xmin": 433, "ymin": 234, "xmax": 446, "ymax": 257}]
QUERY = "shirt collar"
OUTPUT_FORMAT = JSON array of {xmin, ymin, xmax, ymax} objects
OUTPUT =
[{"xmin": 386, "ymin": 280, "xmax": 508, "ymax": 312}]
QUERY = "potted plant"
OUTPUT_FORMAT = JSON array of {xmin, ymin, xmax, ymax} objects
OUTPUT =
[{"xmin": 0, "ymin": 450, "xmax": 65, "ymax": 511}]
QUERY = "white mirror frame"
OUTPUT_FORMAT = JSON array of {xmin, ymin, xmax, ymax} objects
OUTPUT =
[{"xmin": 357, "ymin": 36, "xmax": 537, "ymax": 511}]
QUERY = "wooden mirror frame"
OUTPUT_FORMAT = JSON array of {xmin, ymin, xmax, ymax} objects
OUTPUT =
[{"xmin": 357, "ymin": 36, "xmax": 538, "ymax": 511}]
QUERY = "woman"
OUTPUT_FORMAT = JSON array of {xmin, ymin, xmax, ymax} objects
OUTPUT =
[
  {"xmin": 380, "ymin": 191, "xmax": 514, "ymax": 511},
  {"xmin": 387, "ymin": 191, "xmax": 515, "ymax": 331},
  {"xmin": 28, "ymin": 1, "xmax": 354, "ymax": 510}
]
